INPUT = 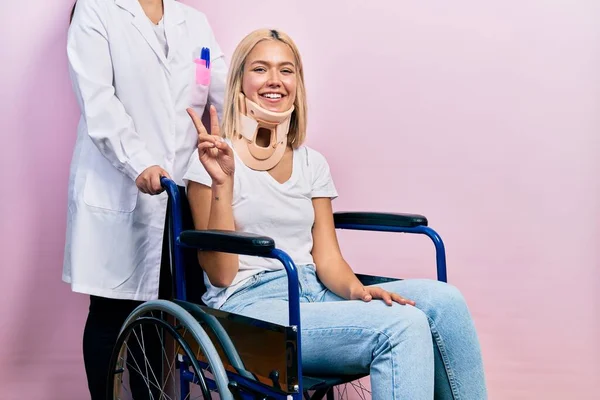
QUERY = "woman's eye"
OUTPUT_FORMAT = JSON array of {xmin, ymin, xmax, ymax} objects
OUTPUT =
[
  {"xmin": 253, "ymin": 67, "xmax": 266, "ymax": 72},
  {"xmin": 282, "ymin": 69, "xmax": 294, "ymax": 74}
]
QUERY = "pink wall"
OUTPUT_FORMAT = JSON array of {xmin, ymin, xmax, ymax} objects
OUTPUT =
[
  {"xmin": 1, "ymin": 0, "xmax": 598, "ymax": 398},
  {"xmin": 1, "ymin": 1, "xmax": 89, "ymax": 398}
]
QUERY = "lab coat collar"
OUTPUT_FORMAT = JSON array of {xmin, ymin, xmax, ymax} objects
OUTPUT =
[
  {"xmin": 164, "ymin": 0, "xmax": 185, "ymax": 25},
  {"xmin": 115, "ymin": 0, "xmax": 186, "ymax": 73},
  {"xmin": 163, "ymin": 0, "xmax": 186, "ymax": 63}
]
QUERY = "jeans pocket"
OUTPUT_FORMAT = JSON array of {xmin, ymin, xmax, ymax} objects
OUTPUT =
[{"xmin": 224, "ymin": 273, "xmax": 262, "ymax": 305}]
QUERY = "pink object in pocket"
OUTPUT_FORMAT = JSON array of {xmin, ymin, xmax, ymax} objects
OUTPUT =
[{"xmin": 194, "ymin": 59, "xmax": 211, "ymax": 85}]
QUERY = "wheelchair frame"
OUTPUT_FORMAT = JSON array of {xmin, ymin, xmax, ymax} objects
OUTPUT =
[{"xmin": 109, "ymin": 176, "xmax": 448, "ymax": 400}]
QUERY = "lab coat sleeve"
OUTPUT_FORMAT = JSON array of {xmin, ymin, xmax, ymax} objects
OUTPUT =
[
  {"xmin": 203, "ymin": 15, "xmax": 227, "ymax": 121},
  {"xmin": 67, "ymin": 0, "xmax": 157, "ymax": 181}
]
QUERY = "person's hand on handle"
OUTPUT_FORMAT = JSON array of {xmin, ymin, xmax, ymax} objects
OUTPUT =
[
  {"xmin": 136, "ymin": 165, "xmax": 171, "ymax": 195},
  {"xmin": 187, "ymin": 105, "xmax": 235, "ymax": 186}
]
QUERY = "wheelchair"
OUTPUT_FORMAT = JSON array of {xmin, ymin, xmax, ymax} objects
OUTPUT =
[{"xmin": 106, "ymin": 177, "xmax": 448, "ymax": 400}]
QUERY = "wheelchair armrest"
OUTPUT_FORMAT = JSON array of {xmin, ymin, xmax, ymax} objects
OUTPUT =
[
  {"xmin": 334, "ymin": 212, "xmax": 428, "ymax": 228},
  {"xmin": 355, "ymin": 273, "xmax": 400, "ymax": 286},
  {"xmin": 179, "ymin": 229, "xmax": 275, "ymax": 256}
]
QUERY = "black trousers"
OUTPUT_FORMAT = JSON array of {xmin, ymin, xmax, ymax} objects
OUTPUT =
[{"xmin": 83, "ymin": 228, "xmax": 173, "ymax": 400}]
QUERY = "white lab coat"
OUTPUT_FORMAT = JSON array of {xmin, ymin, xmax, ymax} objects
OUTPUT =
[{"xmin": 63, "ymin": 0, "xmax": 227, "ymax": 300}]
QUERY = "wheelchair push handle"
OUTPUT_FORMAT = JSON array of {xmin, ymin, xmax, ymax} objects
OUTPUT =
[{"xmin": 161, "ymin": 176, "xmax": 179, "ymax": 200}]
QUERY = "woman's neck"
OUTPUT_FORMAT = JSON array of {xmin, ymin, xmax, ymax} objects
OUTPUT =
[
  {"xmin": 139, "ymin": 0, "xmax": 164, "ymax": 24},
  {"xmin": 139, "ymin": 0, "xmax": 162, "ymax": 6}
]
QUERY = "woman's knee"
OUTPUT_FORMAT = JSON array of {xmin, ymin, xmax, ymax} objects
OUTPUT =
[
  {"xmin": 417, "ymin": 280, "xmax": 473, "ymax": 324},
  {"xmin": 432, "ymin": 281, "xmax": 466, "ymax": 306},
  {"xmin": 386, "ymin": 304, "xmax": 433, "ymax": 342},
  {"xmin": 415, "ymin": 279, "xmax": 466, "ymax": 306},
  {"xmin": 385, "ymin": 279, "xmax": 471, "ymax": 320}
]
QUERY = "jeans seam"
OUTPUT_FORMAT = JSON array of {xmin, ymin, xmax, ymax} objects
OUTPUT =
[
  {"xmin": 303, "ymin": 326, "xmax": 421, "ymax": 399},
  {"xmin": 428, "ymin": 317, "xmax": 461, "ymax": 400}
]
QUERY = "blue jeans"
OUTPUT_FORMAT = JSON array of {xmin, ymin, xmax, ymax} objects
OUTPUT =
[{"xmin": 221, "ymin": 265, "xmax": 487, "ymax": 400}]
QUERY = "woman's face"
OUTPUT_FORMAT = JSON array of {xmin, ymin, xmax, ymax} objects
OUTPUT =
[{"xmin": 242, "ymin": 40, "xmax": 297, "ymax": 113}]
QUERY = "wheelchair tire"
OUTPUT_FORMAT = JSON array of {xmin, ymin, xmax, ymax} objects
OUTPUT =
[{"xmin": 106, "ymin": 299, "xmax": 234, "ymax": 400}]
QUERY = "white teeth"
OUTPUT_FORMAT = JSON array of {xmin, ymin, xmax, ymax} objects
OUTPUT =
[{"xmin": 262, "ymin": 93, "xmax": 282, "ymax": 99}]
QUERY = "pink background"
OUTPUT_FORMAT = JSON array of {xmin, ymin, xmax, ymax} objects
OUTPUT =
[{"xmin": 1, "ymin": 0, "xmax": 598, "ymax": 398}]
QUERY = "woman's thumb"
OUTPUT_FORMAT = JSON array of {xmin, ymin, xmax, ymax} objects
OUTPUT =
[
  {"xmin": 363, "ymin": 289, "xmax": 372, "ymax": 302},
  {"xmin": 161, "ymin": 169, "xmax": 172, "ymax": 179}
]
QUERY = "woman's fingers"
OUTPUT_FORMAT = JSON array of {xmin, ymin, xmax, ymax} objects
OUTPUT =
[
  {"xmin": 136, "ymin": 166, "xmax": 171, "ymax": 195},
  {"xmin": 150, "ymin": 172, "xmax": 163, "ymax": 194},
  {"xmin": 367, "ymin": 287, "xmax": 392, "ymax": 306},
  {"xmin": 209, "ymin": 105, "xmax": 220, "ymax": 137},
  {"xmin": 160, "ymin": 168, "xmax": 171, "ymax": 179},
  {"xmin": 365, "ymin": 286, "xmax": 416, "ymax": 306},
  {"xmin": 214, "ymin": 138, "xmax": 233, "ymax": 155},
  {"xmin": 199, "ymin": 137, "xmax": 230, "ymax": 152},
  {"xmin": 187, "ymin": 107, "xmax": 209, "ymax": 136},
  {"xmin": 391, "ymin": 293, "xmax": 415, "ymax": 306},
  {"xmin": 358, "ymin": 287, "xmax": 372, "ymax": 302},
  {"xmin": 198, "ymin": 141, "xmax": 217, "ymax": 152},
  {"xmin": 198, "ymin": 133, "xmax": 218, "ymax": 150},
  {"xmin": 381, "ymin": 290, "xmax": 393, "ymax": 306}
]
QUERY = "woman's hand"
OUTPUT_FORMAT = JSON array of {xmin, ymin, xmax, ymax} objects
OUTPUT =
[
  {"xmin": 187, "ymin": 105, "xmax": 234, "ymax": 186},
  {"xmin": 136, "ymin": 165, "xmax": 171, "ymax": 195},
  {"xmin": 351, "ymin": 285, "xmax": 416, "ymax": 306}
]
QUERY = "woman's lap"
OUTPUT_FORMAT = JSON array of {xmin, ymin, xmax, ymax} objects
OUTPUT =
[{"xmin": 220, "ymin": 266, "xmax": 459, "ymax": 375}]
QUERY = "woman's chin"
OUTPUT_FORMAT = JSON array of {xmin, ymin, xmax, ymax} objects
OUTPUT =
[{"xmin": 258, "ymin": 97, "xmax": 292, "ymax": 113}]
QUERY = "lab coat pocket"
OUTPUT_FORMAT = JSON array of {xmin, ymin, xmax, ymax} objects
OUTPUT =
[
  {"xmin": 83, "ymin": 153, "xmax": 138, "ymax": 213},
  {"xmin": 190, "ymin": 59, "xmax": 210, "ymax": 106},
  {"xmin": 194, "ymin": 59, "xmax": 211, "ymax": 85}
]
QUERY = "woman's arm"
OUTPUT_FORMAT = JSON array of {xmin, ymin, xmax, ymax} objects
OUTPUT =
[
  {"xmin": 186, "ymin": 107, "xmax": 239, "ymax": 288},
  {"xmin": 311, "ymin": 198, "xmax": 365, "ymax": 299},
  {"xmin": 68, "ymin": 0, "xmax": 158, "ymax": 183},
  {"xmin": 187, "ymin": 180, "xmax": 239, "ymax": 287},
  {"xmin": 311, "ymin": 197, "xmax": 415, "ymax": 306}
]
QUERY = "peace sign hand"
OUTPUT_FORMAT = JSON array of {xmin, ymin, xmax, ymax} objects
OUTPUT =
[{"xmin": 187, "ymin": 105, "xmax": 235, "ymax": 186}]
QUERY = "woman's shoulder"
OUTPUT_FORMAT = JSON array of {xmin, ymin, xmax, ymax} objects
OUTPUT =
[
  {"xmin": 296, "ymin": 145, "xmax": 330, "ymax": 168},
  {"xmin": 73, "ymin": 0, "xmax": 107, "ymax": 14},
  {"xmin": 176, "ymin": 2, "xmax": 211, "ymax": 24}
]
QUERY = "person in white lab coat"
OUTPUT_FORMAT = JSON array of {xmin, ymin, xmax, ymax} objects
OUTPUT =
[{"xmin": 65, "ymin": 0, "xmax": 227, "ymax": 398}]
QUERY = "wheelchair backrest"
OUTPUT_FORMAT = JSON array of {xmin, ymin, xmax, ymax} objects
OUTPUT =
[{"xmin": 166, "ymin": 184, "xmax": 208, "ymax": 304}]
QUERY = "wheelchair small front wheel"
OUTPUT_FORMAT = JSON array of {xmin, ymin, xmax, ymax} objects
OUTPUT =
[{"xmin": 106, "ymin": 300, "xmax": 234, "ymax": 400}]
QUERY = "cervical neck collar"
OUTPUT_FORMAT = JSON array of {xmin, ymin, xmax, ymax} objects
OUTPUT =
[{"xmin": 232, "ymin": 93, "xmax": 295, "ymax": 171}]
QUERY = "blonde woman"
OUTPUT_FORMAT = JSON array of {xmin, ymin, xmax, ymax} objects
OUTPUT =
[{"xmin": 184, "ymin": 29, "xmax": 487, "ymax": 400}]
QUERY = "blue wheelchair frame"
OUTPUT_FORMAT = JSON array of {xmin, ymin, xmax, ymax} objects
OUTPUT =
[{"xmin": 160, "ymin": 177, "xmax": 447, "ymax": 399}]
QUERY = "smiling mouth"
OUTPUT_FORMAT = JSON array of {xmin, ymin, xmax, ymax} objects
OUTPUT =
[{"xmin": 260, "ymin": 93, "xmax": 284, "ymax": 100}]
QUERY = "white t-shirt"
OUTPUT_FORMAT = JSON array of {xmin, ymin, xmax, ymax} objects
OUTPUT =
[
  {"xmin": 151, "ymin": 17, "xmax": 169, "ymax": 57},
  {"xmin": 183, "ymin": 142, "xmax": 338, "ymax": 308}
]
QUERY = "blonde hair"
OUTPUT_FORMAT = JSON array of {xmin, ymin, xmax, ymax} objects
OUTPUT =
[{"xmin": 220, "ymin": 29, "xmax": 307, "ymax": 148}]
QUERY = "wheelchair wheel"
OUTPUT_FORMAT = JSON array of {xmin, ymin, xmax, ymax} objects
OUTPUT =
[
  {"xmin": 334, "ymin": 380, "xmax": 371, "ymax": 400},
  {"xmin": 303, "ymin": 380, "xmax": 371, "ymax": 400},
  {"xmin": 107, "ymin": 300, "xmax": 234, "ymax": 400}
]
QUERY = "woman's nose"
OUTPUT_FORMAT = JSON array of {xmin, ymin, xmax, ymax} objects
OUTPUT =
[{"xmin": 265, "ymin": 70, "xmax": 282, "ymax": 87}]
